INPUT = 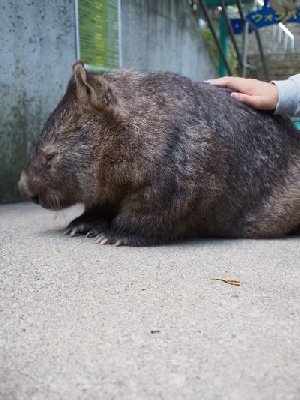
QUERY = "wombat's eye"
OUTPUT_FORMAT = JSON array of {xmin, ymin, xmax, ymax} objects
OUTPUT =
[{"xmin": 42, "ymin": 152, "xmax": 56, "ymax": 168}]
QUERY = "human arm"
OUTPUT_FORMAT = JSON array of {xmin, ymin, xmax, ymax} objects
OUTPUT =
[
  {"xmin": 272, "ymin": 74, "xmax": 300, "ymax": 115},
  {"xmin": 207, "ymin": 74, "xmax": 300, "ymax": 116}
]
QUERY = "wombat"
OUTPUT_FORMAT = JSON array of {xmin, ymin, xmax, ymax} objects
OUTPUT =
[{"xmin": 18, "ymin": 61, "xmax": 300, "ymax": 246}]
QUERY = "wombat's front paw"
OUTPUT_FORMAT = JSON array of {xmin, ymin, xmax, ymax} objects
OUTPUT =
[
  {"xmin": 94, "ymin": 230, "xmax": 149, "ymax": 247},
  {"xmin": 65, "ymin": 215, "xmax": 110, "ymax": 236}
]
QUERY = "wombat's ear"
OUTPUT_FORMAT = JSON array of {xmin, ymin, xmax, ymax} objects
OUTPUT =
[{"xmin": 72, "ymin": 61, "xmax": 117, "ymax": 110}]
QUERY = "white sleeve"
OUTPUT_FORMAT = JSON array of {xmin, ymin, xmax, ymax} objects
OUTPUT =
[{"xmin": 272, "ymin": 74, "xmax": 300, "ymax": 115}]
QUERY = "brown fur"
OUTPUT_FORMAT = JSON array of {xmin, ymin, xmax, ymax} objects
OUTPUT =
[{"xmin": 18, "ymin": 61, "xmax": 300, "ymax": 246}]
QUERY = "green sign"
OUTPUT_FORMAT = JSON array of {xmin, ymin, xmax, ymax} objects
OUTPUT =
[{"xmin": 75, "ymin": 0, "xmax": 121, "ymax": 71}]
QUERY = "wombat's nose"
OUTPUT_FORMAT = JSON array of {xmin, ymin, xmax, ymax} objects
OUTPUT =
[
  {"xmin": 18, "ymin": 172, "xmax": 40, "ymax": 204},
  {"xmin": 18, "ymin": 171, "xmax": 33, "ymax": 196},
  {"xmin": 18, "ymin": 172, "xmax": 28, "ymax": 196}
]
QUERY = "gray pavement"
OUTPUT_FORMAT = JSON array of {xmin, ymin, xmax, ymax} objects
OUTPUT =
[{"xmin": 0, "ymin": 202, "xmax": 299, "ymax": 400}]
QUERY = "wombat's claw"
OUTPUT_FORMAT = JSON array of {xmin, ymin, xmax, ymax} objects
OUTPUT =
[
  {"xmin": 64, "ymin": 227, "xmax": 72, "ymax": 235},
  {"xmin": 66, "ymin": 217, "xmax": 110, "ymax": 237},
  {"xmin": 95, "ymin": 232, "xmax": 141, "ymax": 246},
  {"xmin": 95, "ymin": 232, "xmax": 122, "ymax": 246},
  {"xmin": 86, "ymin": 229, "xmax": 100, "ymax": 238},
  {"xmin": 95, "ymin": 233, "xmax": 108, "ymax": 245},
  {"xmin": 64, "ymin": 224, "xmax": 86, "ymax": 236}
]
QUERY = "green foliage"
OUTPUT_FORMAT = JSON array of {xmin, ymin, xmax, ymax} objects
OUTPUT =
[{"xmin": 201, "ymin": 26, "xmax": 239, "ymax": 76}]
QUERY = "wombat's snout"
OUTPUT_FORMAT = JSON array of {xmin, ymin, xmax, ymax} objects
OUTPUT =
[{"xmin": 18, "ymin": 171, "xmax": 39, "ymax": 204}]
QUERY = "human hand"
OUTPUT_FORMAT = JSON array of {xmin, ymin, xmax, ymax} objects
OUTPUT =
[{"xmin": 207, "ymin": 76, "xmax": 279, "ymax": 111}]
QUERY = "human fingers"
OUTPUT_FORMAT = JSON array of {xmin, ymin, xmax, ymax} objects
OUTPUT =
[
  {"xmin": 230, "ymin": 92, "xmax": 272, "ymax": 110},
  {"xmin": 206, "ymin": 76, "xmax": 253, "ymax": 94}
]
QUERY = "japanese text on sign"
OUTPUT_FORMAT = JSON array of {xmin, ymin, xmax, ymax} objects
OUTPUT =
[{"xmin": 247, "ymin": 6, "xmax": 300, "ymax": 28}]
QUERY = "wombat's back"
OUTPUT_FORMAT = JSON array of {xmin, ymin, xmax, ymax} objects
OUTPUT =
[
  {"xmin": 183, "ymin": 82, "xmax": 300, "ymax": 238},
  {"xmin": 114, "ymin": 70, "xmax": 300, "ymax": 239},
  {"xmin": 20, "ymin": 63, "xmax": 300, "ymax": 244}
]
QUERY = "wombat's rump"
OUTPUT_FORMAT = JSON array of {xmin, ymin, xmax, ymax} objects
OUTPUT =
[{"xmin": 19, "ymin": 62, "xmax": 300, "ymax": 246}]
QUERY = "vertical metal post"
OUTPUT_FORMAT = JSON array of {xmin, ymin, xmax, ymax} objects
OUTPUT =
[
  {"xmin": 220, "ymin": 0, "xmax": 243, "ymax": 75},
  {"xmin": 75, "ymin": 0, "xmax": 80, "ymax": 59},
  {"xmin": 198, "ymin": 0, "xmax": 232, "ymax": 75},
  {"xmin": 218, "ymin": 13, "xmax": 228, "ymax": 76},
  {"xmin": 254, "ymin": 29, "xmax": 270, "ymax": 81},
  {"xmin": 242, "ymin": 20, "xmax": 249, "ymax": 77}
]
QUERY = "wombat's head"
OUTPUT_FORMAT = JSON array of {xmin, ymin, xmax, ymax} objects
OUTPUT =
[{"xmin": 18, "ymin": 61, "xmax": 118, "ymax": 210}]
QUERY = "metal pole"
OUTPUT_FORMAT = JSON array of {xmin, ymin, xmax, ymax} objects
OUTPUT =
[
  {"xmin": 242, "ymin": 20, "xmax": 249, "ymax": 77},
  {"xmin": 198, "ymin": 0, "xmax": 232, "ymax": 75},
  {"xmin": 236, "ymin": 0, "xmax": 245, "ymax": 20},
  {"xmin": 219, "ymin": 0, "xmax": 243, "ymax": 74},
  {"xmin": 236, "ymin": 0, "xmax": 269, "ymax": 80},
  {"xmin": 254, "ymin": 29, "xmax": 270, "ymax": 81},
  {"xmin": 219, "ymin": 13, "xmax": 228, "ymax": 76}
]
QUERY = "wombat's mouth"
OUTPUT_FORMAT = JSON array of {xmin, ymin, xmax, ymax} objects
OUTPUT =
[
  {"xmin": 38, "ymin": 195, "xmax": 75, "ymax": 211},
  {"xmin": 19, "ymin": 171, "xmax": 76, "ymax": 210}
]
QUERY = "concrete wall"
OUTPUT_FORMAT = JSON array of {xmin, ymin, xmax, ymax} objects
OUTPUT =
[
  {"xmin": 0, "ymin": 0, "xmax": 216, "ymax": 203},
  {"xmin": 122, "ymin": 0, "xmax": 216, "ymax": 81},
  {"xmin": 0, "ymin": 0, "xmax": 76, "ymax": 203}
]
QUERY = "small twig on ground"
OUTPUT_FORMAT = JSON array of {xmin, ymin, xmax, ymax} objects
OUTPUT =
[{"xmin": 211, "ymin": 278, "xmax": 241, "ymax": 286}]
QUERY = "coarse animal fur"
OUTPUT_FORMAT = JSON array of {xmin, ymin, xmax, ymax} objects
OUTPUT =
[{"xmin": 19, "ymin": 61, "xmax": 300, "ymax": 246}]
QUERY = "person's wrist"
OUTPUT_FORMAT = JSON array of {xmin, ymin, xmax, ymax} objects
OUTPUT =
[
  {"xmin": 271, "ymin": 79, "xmax": 298, "ymax": 115},
  {"xmin": 269, "ymin": 82, "xmax": 279, "ymax": 111}
]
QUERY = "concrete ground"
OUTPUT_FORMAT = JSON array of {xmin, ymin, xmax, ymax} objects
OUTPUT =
[{"xmin": 0, "ymin": 202, "xmax": 299, "ymax": 400}]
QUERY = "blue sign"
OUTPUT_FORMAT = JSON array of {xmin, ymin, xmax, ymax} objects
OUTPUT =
[
  {"xmin": 247, "ymin": 6, "xmax": 300, "ymax": 28},
  {"xmin": 231, "ymin": 7, "xmax": 300, "ymax": 34},
  {"xmin": 231, "ymin": 18, "xmax": 253, "ymax": 34}
]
